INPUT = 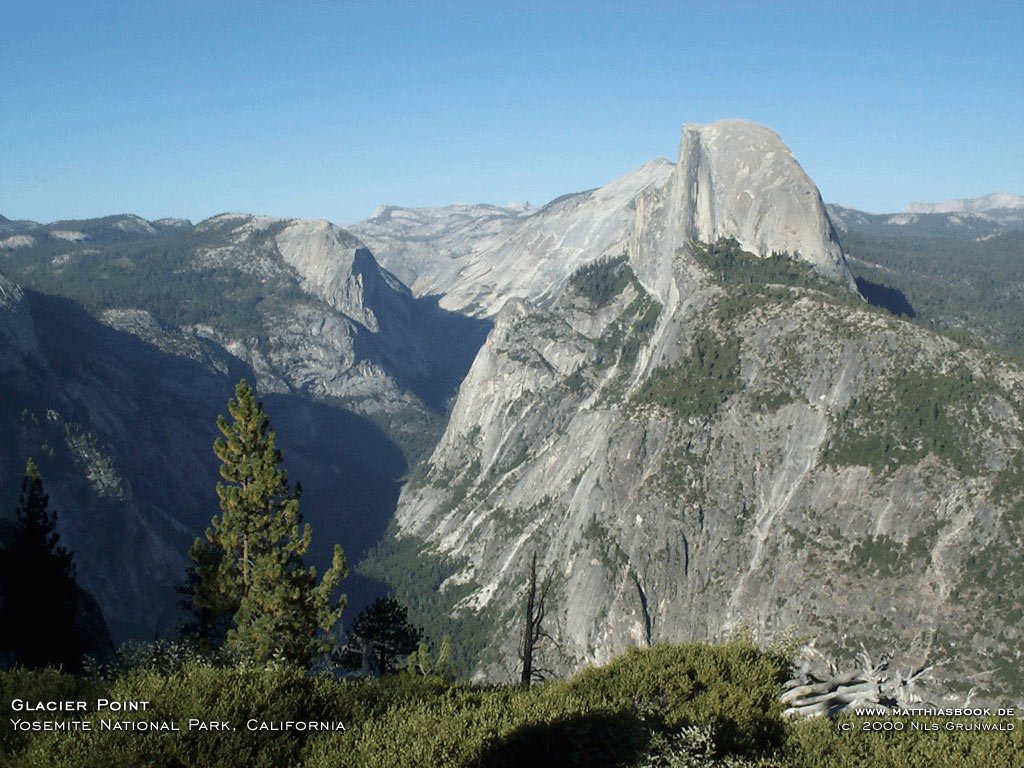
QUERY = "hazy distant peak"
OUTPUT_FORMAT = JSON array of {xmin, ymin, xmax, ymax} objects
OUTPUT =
[
  {"xmin": 906, "ymin": 193, "xmax": 1024, "ymax": 214},
  {"xmin": 152, "ymin": 217, "xmax": 193, "ymax": 229},
  {"xmin": 503, "ymin": 201, "xmax": 534, "ymax": 212},
  {"xmin": 351, "ymin": 157, "xmax": 675, "ymax": 315},
  {"xmin": 363, "ymin": 201, "xmax": 525, "ymax": 226},
  {"xmin": 195, "ymin": 212, "xmax": 285, "ymax": 233},
  {"xmin": 0, "ymin": 215, "xmax": 41, "ymax": 235}
]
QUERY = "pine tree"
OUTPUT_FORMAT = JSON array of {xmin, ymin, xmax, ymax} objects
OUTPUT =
[
  {"xmin": 186, "ymin": 380, "xmax": 347, "ymax": 667},
  {"xmin": 337, "ymin": 596, "xmax": 422, "ymax": 675},
  {"xmin": 0, "ymin": 460, "xmax": 111, "ymax": 671}
]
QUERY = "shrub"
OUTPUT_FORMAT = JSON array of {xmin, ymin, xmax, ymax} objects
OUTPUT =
[
  {"xmin": 0, "ymin": 667, "xmax": 98, "ymax": 756},
  {"xmin": 783, "ymin": 714, "xmax": 1024, "ymax": 768}
]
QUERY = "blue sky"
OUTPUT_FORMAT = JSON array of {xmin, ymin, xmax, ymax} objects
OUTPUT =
[{"xmin": 2, "ymin": 1, "xmax": 1021, "ymax": 224}]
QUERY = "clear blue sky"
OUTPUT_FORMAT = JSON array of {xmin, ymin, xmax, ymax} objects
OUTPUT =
[{"xmin": 2, "ymin": 1, "xmax": 1021, "ymax": 224}]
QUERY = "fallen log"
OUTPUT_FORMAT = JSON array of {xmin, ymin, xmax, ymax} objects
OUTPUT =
[{"xmin": 781, "ymin": 646, "xmax": 951, "ymax": 718}]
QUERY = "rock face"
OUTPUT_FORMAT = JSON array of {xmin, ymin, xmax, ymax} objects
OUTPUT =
[
  {"xmin": 351, "ymin": 159, "xmax": 674, "ymax": 316},
  {"xmin": 0, "ymin": 273, "xmax": 38, "ymax": 367},
  {"xmin": 675, "ymin": 120, "xmax": 850, "ymax": 284},
  {"xmin": 627, "ymin": 120, "xmax": 853, "ymax": 305},
  {"xmin": 354, "ymin": 121, "xmax": 854, "ymax": 318},
  {"xmin": 385, "ymin": 121, "xmax": 1024, "ymax": 700}
]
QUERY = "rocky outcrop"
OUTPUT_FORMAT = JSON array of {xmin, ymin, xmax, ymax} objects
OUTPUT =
[
  {"xmin": 628, "ymin": 120, "xmax": 853, "ymax": 307},
  {"xmin": 0, "ymin": 272, "xmax": 38, "ymax": 370},
  {"xmin": 677, "ymin": 120, "xmax": 849, "ymax": 282},
  {"xmin": 276, "ymin": 219, "xmax": 396, "ymax": 333},
  {"xmin": 352, "ymin": 159, "xmax": 674, "ymax": 316}
]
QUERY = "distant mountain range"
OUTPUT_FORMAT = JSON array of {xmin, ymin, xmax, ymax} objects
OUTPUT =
[
  {"xmin": 828, "ymin": 199, "xmax": 1024, "ymax": 243},
  {"xmin": 905, "ymin": 192, "xmax": 1024, "ymax": 215}
]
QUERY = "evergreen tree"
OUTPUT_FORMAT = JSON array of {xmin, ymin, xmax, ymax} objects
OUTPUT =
[
  {"xmin": 185, "ymin": 380, "xmax": 347, "ymax": 667},
  {"xmin": 177, "ymin": 538, "xmax": 234, "ymax": 650},
  {"xmin": 337, "ymin": 597, "xmax": 422, "ymax": 675},
  {"xmin": 0, "ymin": 460, "xmax": 112, "ymax": 671}
]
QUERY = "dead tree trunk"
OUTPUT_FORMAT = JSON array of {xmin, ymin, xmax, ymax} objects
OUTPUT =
[{"xmin": 519, "ymin": 551, "xmax": 550, "ymax": 687}]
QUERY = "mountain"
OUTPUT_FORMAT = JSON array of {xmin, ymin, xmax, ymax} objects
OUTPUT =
[
  {"xmin": 353, "ymin": 121, "xmax": 853, "ymax": 321},
  {"xmin": 827, "ymin": 203, "xmax": 1024, "ymax": 242},
  {"xmin": 4, "ymin": 122, "xmax": 1024, "ymax": 702},
  {"xmin": 905, "ymin": 193, "xmax": 1024, "ymax": 215},
  {"xmin": 363, "ymin": 120, "xmax": 1024, "ymax": 700},
  {"xmin": 1, "ymin": 212, "xmax": 488, "ymax": 428},
  {"xmin": 0, "ymin": 214, "xmax": 487, "ymax": 638},
  {"xmin": 350, "ymin": 159, "xmax": 674, "ymax": 317},
  {"xmin": 0, "ymin": 216, "xmax": 41, "ymax": 238}
]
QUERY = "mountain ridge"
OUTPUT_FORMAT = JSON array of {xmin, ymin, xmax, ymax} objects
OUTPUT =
[
  {"xmin": 906, "ymin": 192, "xmax": 1024, "ymax": 215},
  {"xmin": 0, "ymin": 210, "xmax": 488, "ymax": 638}
]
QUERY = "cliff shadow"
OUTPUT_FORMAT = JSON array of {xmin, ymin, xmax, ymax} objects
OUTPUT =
[
  {"xmin": 352, "ymin": 293, "xmax": 492, "ymax": 414},
  {"xmin": 854, "ymin": 275, "xmax": 916, "ymax": 318},
  {"xmin": 473, "ymin": 709, "xmax": 650, "ymax": 768},
  {"xmin": 263, "ymin": 393, "xmax": 406, "ymax": 620}
]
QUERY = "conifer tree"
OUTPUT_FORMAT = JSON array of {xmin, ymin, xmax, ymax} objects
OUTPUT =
[
  {"xmin": 186, "ymin": 380, "xmax": 347, "ymax": 667},
  {"xmin": 0, "ymin": 460, "xmax": 111, "ymax": 671},
  {"xmin": 337, "ymin": 596, "xmax": 422, "ymax": 675}
]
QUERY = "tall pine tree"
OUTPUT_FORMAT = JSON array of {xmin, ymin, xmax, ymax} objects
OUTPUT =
[
  {"xmin": 0, "ymin": 460, "xmax": 112, "ymax": 671},
  {"xmin": 185, "ymin": 380, "xmax": 346, "ymax": 667}
]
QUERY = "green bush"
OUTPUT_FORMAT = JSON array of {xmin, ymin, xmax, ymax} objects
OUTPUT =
[
  {"xmin": 564, "ymin": 639, "xmax": 790, "ymax": 755},
  {"xmin": 6, "ymin": 642, "xmax": 1022, "ymax": 767},
  {"xmin": 783, "ymin": 714, "xmax": 1024, "ymax": 768},
  {"xmin": 0, "ymin": 667, "xmax": 98, "ymax": 756},
  {"xmin": 570, "ymin": 254, "xmax": 631, "ymax": 307}
]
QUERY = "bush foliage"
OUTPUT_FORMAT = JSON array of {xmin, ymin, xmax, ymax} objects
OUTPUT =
[{"xmin": 3, "ymin": 639, "xmax": 1021, "ymax": 767}]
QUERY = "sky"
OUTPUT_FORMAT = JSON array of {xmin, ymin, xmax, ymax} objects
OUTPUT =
[{"xmin": 2, "ymin": 1, "xmax": 1022, "ymax": 225}]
